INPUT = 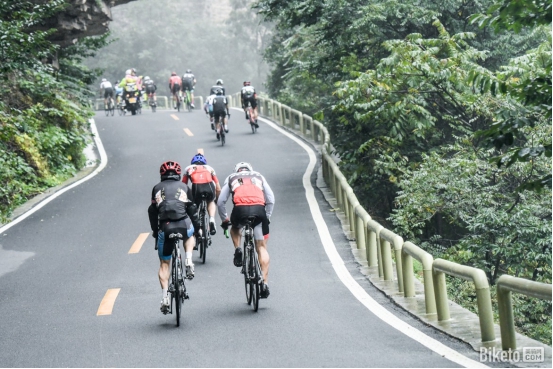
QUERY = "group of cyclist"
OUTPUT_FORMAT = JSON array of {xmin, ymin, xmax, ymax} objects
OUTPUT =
[
  {"xmin": 100, "ymin": 68, "xmax": 158, "ymax": 112},
  {"xmin": 169, "ymin": 70, "xmax": 196, "ymax": 109},
  {"xmin": 148, "ymin": 154, "xmax": 274, "ymax": 314}
]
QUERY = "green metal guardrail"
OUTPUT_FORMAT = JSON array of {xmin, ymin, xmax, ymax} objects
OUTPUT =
[
  {"xmin": 233, "ymin": 93, "xmax": 551, "ymax": 347},
  {"xmin": 497, "ymin": 275, "xmax": 552, "ymax": 350}
]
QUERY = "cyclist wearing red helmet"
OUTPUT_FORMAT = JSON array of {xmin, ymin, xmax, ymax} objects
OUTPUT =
[
  {"xmin": 148, "ymin": 160, "xmax": 200, "ymax": 314},
  {"xmin": 182, "ymin": 153, "xmax": 221, "ymax": 235}
]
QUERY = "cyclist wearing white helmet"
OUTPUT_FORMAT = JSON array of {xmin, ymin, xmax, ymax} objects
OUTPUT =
[
  {"xmin": 99, "ymin": 78, "xmax": 113, "ymax": 109},
  {"xmin": 217, "ymin": 162, "xmax": 275, "ymax": 298},
  {"xmin": 209, "ymin": 78, "xmax": 226, "ymax": 96}
]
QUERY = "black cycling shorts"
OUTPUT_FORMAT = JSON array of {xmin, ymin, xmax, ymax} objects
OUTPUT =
[
  {"xmin": 214, "ymin": 110, "xmax": 226, "ymax": 122},
  {"xmin": 171, "ymin": 84, "xmax": 181, "ymax": 95},
  {"xmin": 191, "ymin": 182, "xmax": 216, "ymax": 205},
  {"xmin": 182, "ymin": 79, "xmax": 194, "ymax": 91},
  {"xmin": 243, "ymin": 97, "xmax": 257, "ymax": 109},
  {"xmin": 104, "ymin": 87, "xmax": 114, "ymax": 98},
  {"xmin": 159, "ymin": 217, "xmax": 193, "ymax": 259},
  {"xmin": 230, "ymin": 205, "xmax": 269, "ymax": 236}
]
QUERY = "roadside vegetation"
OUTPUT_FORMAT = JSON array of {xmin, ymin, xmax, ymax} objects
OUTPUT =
[
  {"xmin": 256, "ymin": 0, "xmax": 551, "ymax": 344},
  {"xmin": 0, "ymin": 1, "xmax": 107, "ymax": 223}
]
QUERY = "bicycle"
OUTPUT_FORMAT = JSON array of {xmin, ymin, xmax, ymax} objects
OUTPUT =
[
  {"xmin": 196, "ymin": 193, "xmax": 212, "ymax": 264},
  {"xmin": 245, "ymin": 101, "xmax": 257, "ymax": 133},
  {"xmin": 176, "ymin": 91, "xmax": 182, "ymax": 112},
  {"xmin": 165, "ymin": 232, "xmax": 189, "ymax": 327},
  {"xmin": 105, "ymin": 96, "xmax": 115, "ymax": 117},
  {"xmin": 215, "ymin": 113, "xmax": 229, "ymax": 146},
  {"xmin": 116, "ymin": 95, "xmax": 124, "ymax": 116},
  {"xmin": 238, "ymin": 216, "xmax": 264, "ymax": 312},
  {"xmin": 148, "ymin": 92, "xmax": 156, "ymax": 112},
  {"xmin": 183, "ymin": 89, "xmax": 192, "ymax": 112}
]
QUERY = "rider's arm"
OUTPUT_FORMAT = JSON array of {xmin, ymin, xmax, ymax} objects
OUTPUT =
[
  {"xmin": 216, "ymin": 178, "xmax": 231, "ymax": 221},
  {"xmin": 262, "ymin": 176, "xmax": 275, "ymax": 218}
]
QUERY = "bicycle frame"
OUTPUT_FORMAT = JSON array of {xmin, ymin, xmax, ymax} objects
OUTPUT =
[{"xmin": 242, "ymin": 218, "xmax": 263, "ymax": 311}]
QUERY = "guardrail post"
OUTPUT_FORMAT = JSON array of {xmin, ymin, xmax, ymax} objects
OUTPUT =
[
  {"xmin": 401, "ymin": 241, "xmax": 436, "ymax": 314},
  {"xmin": 379, "ymin": 229, "xmax": 404, "ymax": 292},
  {"xmin": 497, "ymin": 275, "xmax": 553, "ymax": 350},
  {"xmin": 366, "ymin": 220, "xmax": 381, "ymax": 269},
  {"xmin": 432, "ymin": 259, "xmax": 495, "ymax": 342}
]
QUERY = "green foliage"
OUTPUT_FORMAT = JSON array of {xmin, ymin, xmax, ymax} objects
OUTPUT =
[{"xmin": 0, "ymin": 1, "xmax": 104, "ymax": 223}]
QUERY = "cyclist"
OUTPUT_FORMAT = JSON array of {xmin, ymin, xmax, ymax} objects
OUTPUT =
[
  {"xmin": 182, "ymin": 153, "xmax": 221, "ymax": 236},
  {"xmin": 181, "ymin": 69, "xmax": 196, "ymax": 109},
  {"xmin": 169, "ymin": 72, "xmax": 181, "ymax": 109},
  {"xmin": 209, "ymin": 78, "xmax": 225, "ymax": 96},
  {"xmin": 212, "ymin": 88, "xmax": 230, "ymax": 141},
  {"xmin": 241, "ymin": 81, "xmax": 258, "ymax": 128},
  {"xmin": 100, "ymin": 78, "xmax": 114, "ymax": 109},
  {"xmin": 148, "ymin": 161, "xmax": 200, "ymax": 313},
  {"xmin": 143, "ymin": 76, "xmax": 157, "ymax": 106},
  {"xmin": 114, "ymin": 81, "xmax": 124, "ymax": 107},
  {"xmin": 217, "ymin": 162, "xmax": 275, "ymax": 298},
  {"xmin": 204, "ymin": 93, "xmax": 216, "ymax": 130}
]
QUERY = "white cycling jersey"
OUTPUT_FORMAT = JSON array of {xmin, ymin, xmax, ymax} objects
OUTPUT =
[{"xmin": 100, "ymin": 81, "xmax": 113, "ymax": 89}]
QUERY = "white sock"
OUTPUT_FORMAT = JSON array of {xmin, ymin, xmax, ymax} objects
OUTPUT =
[
  {"xmin": 162, "ymin": 289, "xmax": 167, "ymax": 298},
  {"xmin": 185, "ymin": 252, "xmax": 193, "ymax": 260},
  {"xmin": 209, "ymin": 216, "xmax": 215, "ymax": 223}
]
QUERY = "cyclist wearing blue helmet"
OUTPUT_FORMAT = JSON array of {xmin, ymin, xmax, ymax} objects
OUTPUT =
[{"xmin": 182, "ymin": 153, "xmax": 221, "ymax": 235}]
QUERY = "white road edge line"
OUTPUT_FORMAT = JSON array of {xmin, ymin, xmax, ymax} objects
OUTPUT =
[
  {"xmin": 0, "ymin": 119, "xmax": 108, "ymax": 234},
  {"xmin": 253, "ymin": 111, "xmax": 487, "ymax": 368}
]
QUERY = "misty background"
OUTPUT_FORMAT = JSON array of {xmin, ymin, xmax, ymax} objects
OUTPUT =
[{"xmin": 85, "ymin": 0, "xmax": 272, "ymax": 97}]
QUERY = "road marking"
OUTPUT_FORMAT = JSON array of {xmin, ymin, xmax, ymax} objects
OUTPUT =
[
  {"xmin": 255, "ymin": 110, "xmax": 487, "ymax": 368},
  {"xmin": 171, "ymin": 114, "xmax": 179, "ymax": 120},
  {"xmin": 97, "ymin": 288, "xmax": 121, "ymax": 316},
  {"xmin": 183, "ymin": 128, "xmax": 193, "ymax": 136},
  {"xmin": 129, "ymin": 233, "xmax": 149, "ymax": 254},
  {"xmin": 197, "ymin": 148, "xmax": 204, "ymax": 155}
]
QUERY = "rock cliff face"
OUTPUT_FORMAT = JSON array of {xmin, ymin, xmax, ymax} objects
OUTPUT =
[{"xmin": 38, "ymin": 0, "xmax": 137, "ymax": 47}]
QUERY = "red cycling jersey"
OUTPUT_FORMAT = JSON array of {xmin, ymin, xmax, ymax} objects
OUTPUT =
[
  {"xmin": 182, "ymin": 164, "xmax": 219, "ymax": 185},
  {"xmin": 228, "ymin": 171, "xmax": 265, "ymax": 206},
  {"xmin": 169, "ymin": 75, "xmax": 181, "ymax": 89}
]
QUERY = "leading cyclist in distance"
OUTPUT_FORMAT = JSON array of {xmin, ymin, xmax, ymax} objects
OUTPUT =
[
  {"xmin": 182, "ymin": 153, "xmax": 221, "ymax": 236},
  {"xmin": 217, "ymin": 162, "xmax": 275, "ymax": 298},
  {"xmin": 148, "ymin": 161, "xmax": 200, "ymax": 313}
]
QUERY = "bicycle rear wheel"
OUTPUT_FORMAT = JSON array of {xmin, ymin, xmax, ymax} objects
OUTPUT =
[
  {"xmin": 221, "ymin": 130, "xmax": 225, "ymax": 146},
  {"xmin": 251, "ymin": 248, "xmax": 260, "ymax": 312},
  {"xmin": 201, "ymin": 205, "xmax": 208, "ymax": 264},
  {"xmin": 244, "ymin": 245, "xmax": 252, "ymax": 305},
  {"xmin": 173, "ymin": 253, "xmax": 182, "ymax": 327}
]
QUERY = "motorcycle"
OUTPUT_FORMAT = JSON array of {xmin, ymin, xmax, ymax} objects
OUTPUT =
[{"xmin": 123, "ymin": 82, "xmax": 141, "ymax": 115}]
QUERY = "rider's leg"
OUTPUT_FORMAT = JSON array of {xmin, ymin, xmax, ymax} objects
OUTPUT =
[
  {"xmin": 255, "ymin": 238, "xmax": 270, "ymax": 284},
  {"xmin": 158, "ymin": 259, "xmax": 170, "ymax": 290},
  {"xmin": 230, "ymin": 225, "xmax": 242, "ymax": 249}
]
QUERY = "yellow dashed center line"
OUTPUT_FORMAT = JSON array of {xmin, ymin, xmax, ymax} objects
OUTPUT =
[
  {"xmin": 129, "ymin": 233, "xmax": 150, "ymax": 254},
  {"xmin": 197, "ymin": 148, "xmax": 204, "ymax": 155},
  {"xmin": 183, "ymin": 128, "xmax": 193, "ymax": 136},
  {"xmin": 97, "ymin": 288, "xmax": 121, "ymax": 316},
  {"xmin": 171, "ymin": 114, "xmax": 179, "ymax": 120}
]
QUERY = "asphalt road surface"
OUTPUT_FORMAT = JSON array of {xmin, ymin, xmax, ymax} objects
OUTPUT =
[{"xmin": 0, "ymin": 106, "xmax": 485, "ymax": 367}]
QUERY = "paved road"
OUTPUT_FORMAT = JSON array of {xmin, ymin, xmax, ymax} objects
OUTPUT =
[{"xmin": 0, "ymin": 107, "xmax": 481, "ymax": 367}]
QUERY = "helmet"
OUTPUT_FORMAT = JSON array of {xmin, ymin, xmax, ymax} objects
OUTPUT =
[
  {"xmin": 216, "ymin": 79, "xmax": 223, "ymax": 85},
  {"xmin": 171, "ymin": 71, "xmax": 177, "ymax": 76},
  {"xmin": 245, "ymin": 81, "xmax": 251, "ymax": 86},
  {"xmin": 131, "ymin": 68, "xmax": 137, "ymax": 75},
  {"xmin": 144, "ymin": 76, "xmax": 150, "ymax": 81},
  {"xmin": 191, "ymin": 153, "xmax": 207, "ymax": 165},
  {"xmin": 234, "ymin": 162, "xmax": 253, "ymax": 173},
  {"xmin": 243, "ymin": 81, "xmax": 247, "ymax": 86},
  {"xmin": 125, "ymin": 69, "xmax": 131, "ymax": 75},
  {"xmin": 159, "ymin": 161, "xmax": 182, "ymax": 176},
  {"xmin": 186, "ymin": 69, "xmax": 192, "ymax": 73},
  {"xmin": 101, "ymin": 78, "xmax": 107, "ymax": 82},
  {"xmin": 215, "ymin": 88, "xmax": 223, "ymax": 95}
]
